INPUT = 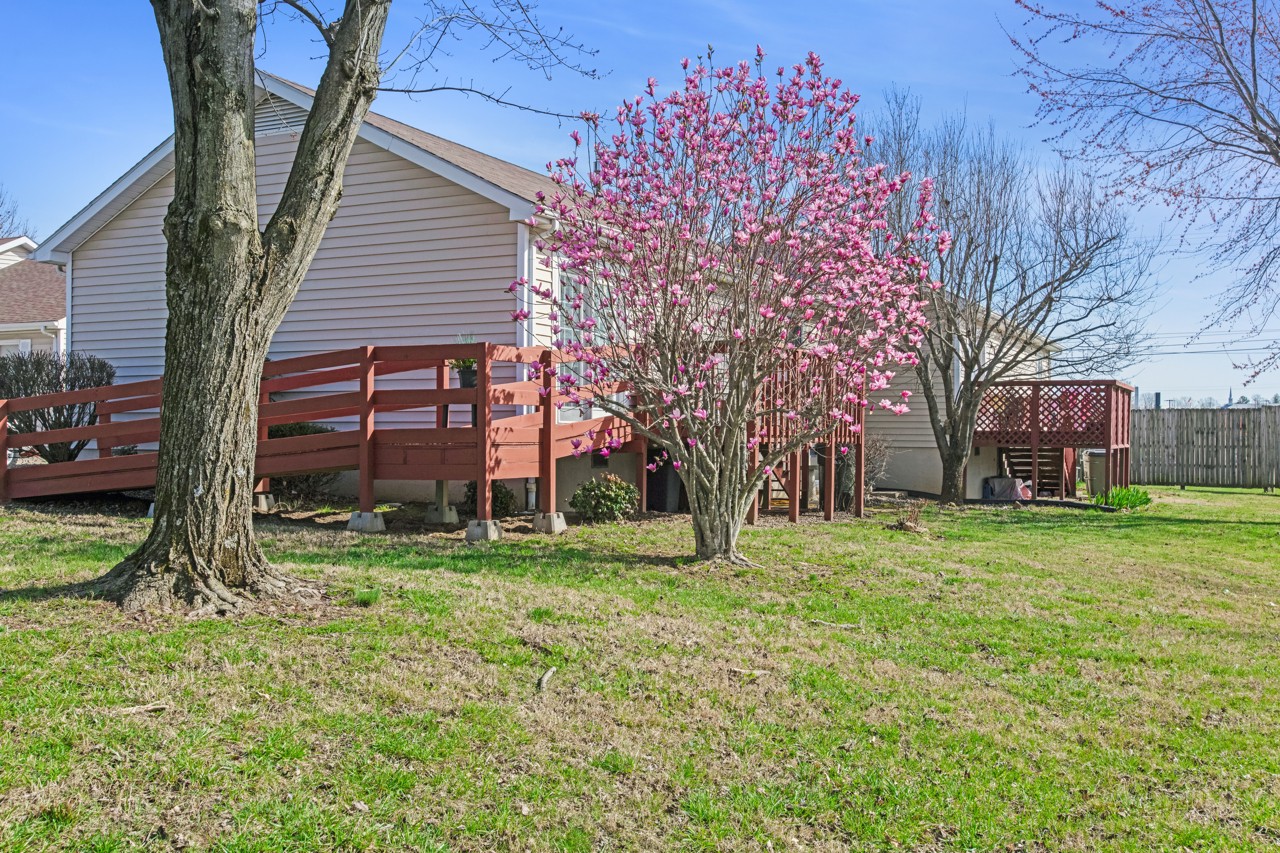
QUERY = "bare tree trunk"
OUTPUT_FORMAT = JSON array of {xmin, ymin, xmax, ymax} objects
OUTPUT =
[
  {"xmin": 88, "ymin": 297, "xmax": 289, "ymax": 612},
  {"xmin": 90, "ymin": 0, "xmax": 390, "ymax": 614},
  {"xmin": 939, "ymin": 448, "xmax": 967, "ymax": 505}
]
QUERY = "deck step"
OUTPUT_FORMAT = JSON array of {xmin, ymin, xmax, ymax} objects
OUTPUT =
[{"xmin": 998, "ymin": 447, "xmax": 1068, "ymax": 497}]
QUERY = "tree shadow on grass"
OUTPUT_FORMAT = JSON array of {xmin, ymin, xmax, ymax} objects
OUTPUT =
[
  {"xmin": 1160, "ymin": 486, "xmax": 1279, "ymax": 497},
  {"xmin": 947, "ymin": 511, "xmax": 1280, "ymax": 531},
  {"xmin": 274, "ymin": 539, "xmax": 683, "ymax": 580},
  {"xmin": 0, "ymin": 579, "xmax": 101, "ymax": 605}
]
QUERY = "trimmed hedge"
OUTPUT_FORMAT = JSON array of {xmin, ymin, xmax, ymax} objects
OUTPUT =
[
  {"xmin": 0, "ymin": 351, "xmax": 116, "ymax": 463},
  {"xmin": 266, "ymin": 421, "xmax": 340, "ymax": 497}
]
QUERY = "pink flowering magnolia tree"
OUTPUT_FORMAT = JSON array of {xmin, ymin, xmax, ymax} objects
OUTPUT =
[{"xmin": 519, "ymin": 51, "xmax": 939, "ymax": 562}]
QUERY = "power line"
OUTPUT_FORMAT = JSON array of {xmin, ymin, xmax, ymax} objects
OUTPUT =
[{"xmin": 1141, "ymin": 345, "xmax": 1269, "ymax": 350}]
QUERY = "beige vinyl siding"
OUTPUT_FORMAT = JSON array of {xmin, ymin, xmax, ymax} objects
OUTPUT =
[
  {"xmin": 530, "ymin": 243, "xmax": 557, "ymax": 346},
  {"xmin": 0, "ymin": 248, "xmax": 32, "ymax": 270},
  {"xmin": 71, "ymin": 136, "xmax": 521, "ymax": 386},
  {"xmin": 255, "ymin": 93, "xmax": 309, "ymax": 136},
  {"xmin": 864, "ymin": 367, "xmax": 939, "ymax": 451},
  {"xmin": 867, "ymin": 337, "xmax": 1055, "ymax": 456}
]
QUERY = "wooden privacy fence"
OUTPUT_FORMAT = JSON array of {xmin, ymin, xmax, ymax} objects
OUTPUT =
[{"xmin": 1130, "ymin": 407, "xmax": 1280, "ymax": 489}]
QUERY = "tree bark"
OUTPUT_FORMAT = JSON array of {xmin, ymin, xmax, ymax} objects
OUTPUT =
[
  {"xmin": 939, "ymin": 449, "xmax": 967, "ymax": 505},
  {"xmin": 680, "ymin": 433, "xmax": 755, "ymax": 564},
  {"xmin": 689, "ymin": 488, "xmax": 748, "ymax": 563},
  {"xmin": 90, "ymin": 0, "xmax": 390, "ymax": 614}
]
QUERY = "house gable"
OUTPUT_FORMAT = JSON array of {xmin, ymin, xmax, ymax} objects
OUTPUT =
[
  {"xmin": 67, "ymin": 132, "xmax": 522, "ymax": 385},
  {"xmin": 34, "ymin": 74, "xmax": 549, "ymax": 265},
  {"xmin": 0, "ymin": 236, "xmax": 38, "ymax": 269}
]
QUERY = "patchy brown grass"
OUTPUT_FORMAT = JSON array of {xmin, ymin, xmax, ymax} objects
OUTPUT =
[{"xmin": 1, "ymin": 487, "xmax": 1278, "ymax": 850}]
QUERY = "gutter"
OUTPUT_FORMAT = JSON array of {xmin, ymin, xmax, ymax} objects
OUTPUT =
[{"xmin": 0, "ymin": 320, "xmax": 64, "ymax": 334}]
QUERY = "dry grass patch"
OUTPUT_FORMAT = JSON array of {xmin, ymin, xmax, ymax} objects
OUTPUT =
[{"xmin": 1, "ymin": 487, "xmax": 1277, "ymax": 850}]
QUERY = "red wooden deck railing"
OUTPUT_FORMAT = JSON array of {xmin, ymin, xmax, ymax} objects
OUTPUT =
[
  {"xmin": 751, "ymin": 354, "xmax": 866, "ymax": 522},
  {"xmin": 1, "ymin": 343, "xmax": 865, "ymax": 522},
  {"xmin": 974, "ymin": 379, "xmax": 1133, "ymax": 496},
  {"xmin": 0, "ymin": 344, "xmax": 633, "ymax": 518}
]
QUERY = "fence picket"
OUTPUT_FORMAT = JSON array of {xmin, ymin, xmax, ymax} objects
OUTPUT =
[{"xmin": 1130, "ymin": 408, "xmax": 1279, "ymax": 489}]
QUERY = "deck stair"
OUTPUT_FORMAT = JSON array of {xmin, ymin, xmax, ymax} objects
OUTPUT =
[{"xmin": 997, "ymin": 447, "xmax": 1076, "ymax": 498}]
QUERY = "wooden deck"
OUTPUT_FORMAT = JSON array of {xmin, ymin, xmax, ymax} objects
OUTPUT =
[
  {"xmin": 0, "ymin": 343, "xmax": 865, "ymax": 522},
  {"xmin": 974, "ymin": 379, "xmax": 1134, "ymax": 496}
]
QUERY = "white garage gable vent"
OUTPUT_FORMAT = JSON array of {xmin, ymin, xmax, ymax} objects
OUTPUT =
[{"xmin": 255, "ymin": 93, "xmax": 308, "ymax": 137}]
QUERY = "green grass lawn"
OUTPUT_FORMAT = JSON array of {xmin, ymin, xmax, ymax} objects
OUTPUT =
[{"xmin": 1, "ymin": 488, "xmax": 1277, "ymax": 851}]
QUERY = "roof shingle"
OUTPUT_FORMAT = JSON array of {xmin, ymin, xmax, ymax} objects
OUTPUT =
[
  {"xmin": 0, "ymin": 260, "xmax": 65, "ymax": 324},
  {"xmin": 265, "ymin": 74, "xmax": 560, "ymax": 204}
]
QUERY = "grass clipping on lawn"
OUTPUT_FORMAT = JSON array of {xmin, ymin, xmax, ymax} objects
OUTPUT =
[{"xmin": 0, "ymin": 488, "xmax": 1278, "ymax": 850}]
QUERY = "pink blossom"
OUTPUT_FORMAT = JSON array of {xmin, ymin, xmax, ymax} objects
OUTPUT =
[{"xmin": 508, "ymin": 50, "xmax": 935, "ymax": 552}]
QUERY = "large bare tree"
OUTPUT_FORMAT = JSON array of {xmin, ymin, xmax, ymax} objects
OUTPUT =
[
  {"xmin": 0, "ymin": 184, "xmax": 33, "ymax": 238},
  {"xmin": 871, "ymin": 91, "xmax": 1155, "ymax": 504},
  {"xmin": 1012, "ymin": 0, "xmax": 1280, "ymax": 375},
  {"xmin": 89, "ymin": 0, "xmax": 593, "ymax": 614}
]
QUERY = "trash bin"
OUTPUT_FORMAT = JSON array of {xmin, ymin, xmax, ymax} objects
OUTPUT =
[{"xmin": 1084, "ymin": 449, "xmax": 1107, "ymax": 496}]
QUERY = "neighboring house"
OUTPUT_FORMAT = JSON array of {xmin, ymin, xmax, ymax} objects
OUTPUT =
[
  {"xmin": 863, "ymin": 329, "xmax": 1062, "ymax": 499},
  {"xmin": 31, "ymin": 73, "xmax": 602, "ymax": 509},
  {"xmin": 0, "ymin": 236, "xmax": 66, "ymax": 355}
]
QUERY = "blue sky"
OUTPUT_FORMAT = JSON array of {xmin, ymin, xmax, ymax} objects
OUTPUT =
[{"xmin": 1, "ymin": 0, "xmax": 1274, "ymax": 401}]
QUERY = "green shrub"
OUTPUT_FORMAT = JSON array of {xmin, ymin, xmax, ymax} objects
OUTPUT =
[
  {"xmin": 570, "ymin": 473, "xmax": 639, "ymax": 522},
  {"xmin": 1091, "ymin": 485, "xmax": 1153, "ymax": 510},
  {"xmin": 0, "ymin": 350, "xmax": 116, "ymax": 463},
  {"xmin": 461, "ymin": 480, "xmax": 520, "ymax": 518},
  {"xmin": 266, "ymin": 421, "xmax": 340, "ymax": 497}
]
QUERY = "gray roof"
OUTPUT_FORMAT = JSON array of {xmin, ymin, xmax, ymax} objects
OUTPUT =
[
  {"xmin": 265, "ymin": 73, "xmax": 559, "ymax": 205},
  {"xmin": 0, "ymin": 259, "xmax": 65, "ymax": 324},
  {"xmin": 36, "ymin": 72, "xmax": 558, "ymax": 261}
]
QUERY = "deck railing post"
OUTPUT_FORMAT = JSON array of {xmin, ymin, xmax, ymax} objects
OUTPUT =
[
  {"xmin": 0, "ymin": 400, "xmax": 8, "ymax": 503},
  {"xmin": 1122, "ymin": 387, "xmax": 1132, "ymax": 488},
  {"xmin": 348, "ymin": 346, "xmax": 385, "ymax": 532},
  {"xmin": 538, "ymin": 351, "xmax": 556, "ymax": 515},
  {"xmin": 1103, "ymin": 385, "xmax": 1115, "ymax": 497},
  {"xmin": 1030, "ymin": 384, "xmax": 1041, "ymax": 499},
  {"xmin": 97, "ymin": 412, "xmax": 113, "ymax": 460},
  {"xmin": 476, "ymin": 346, "xmax": 492, "ymax": 520},
  {"xmin": 746, "ymin": 420, "xmax": 759, "ymax": 525},
  {"xmin": 357, "ymin": 346, "xmax": 376, "ymax": 514},
  {"xmin": 467, "ymin": 344, "xmax": 503, "ymax": 541}
]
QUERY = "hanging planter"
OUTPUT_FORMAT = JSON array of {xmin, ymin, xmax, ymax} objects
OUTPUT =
[{"xmin": 450, "ymin": 345, "xmax": 479, "ymax": 426}]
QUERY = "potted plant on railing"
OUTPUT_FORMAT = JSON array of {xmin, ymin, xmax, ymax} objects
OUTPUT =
[{"xmin": 449, "ymin": 334, "xmax": 478, "ymax": 426}]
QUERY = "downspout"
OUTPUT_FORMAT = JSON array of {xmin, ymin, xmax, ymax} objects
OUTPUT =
[
  {"xmin": 38, "ymin": 324, "xmax": 60, "ymax": 350},
  {"xmin": 516, "ymin": 222, "xmax": 531, "ymax": 350},
  {"xmin": 64, "ymin": 258, "xmax": 72, "ymax": 353}
]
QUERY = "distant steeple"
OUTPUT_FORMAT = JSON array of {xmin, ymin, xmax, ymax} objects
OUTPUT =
[{"xmin": 1228, "ymin": 387, "xmax": 1234, "ymax": 406}]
